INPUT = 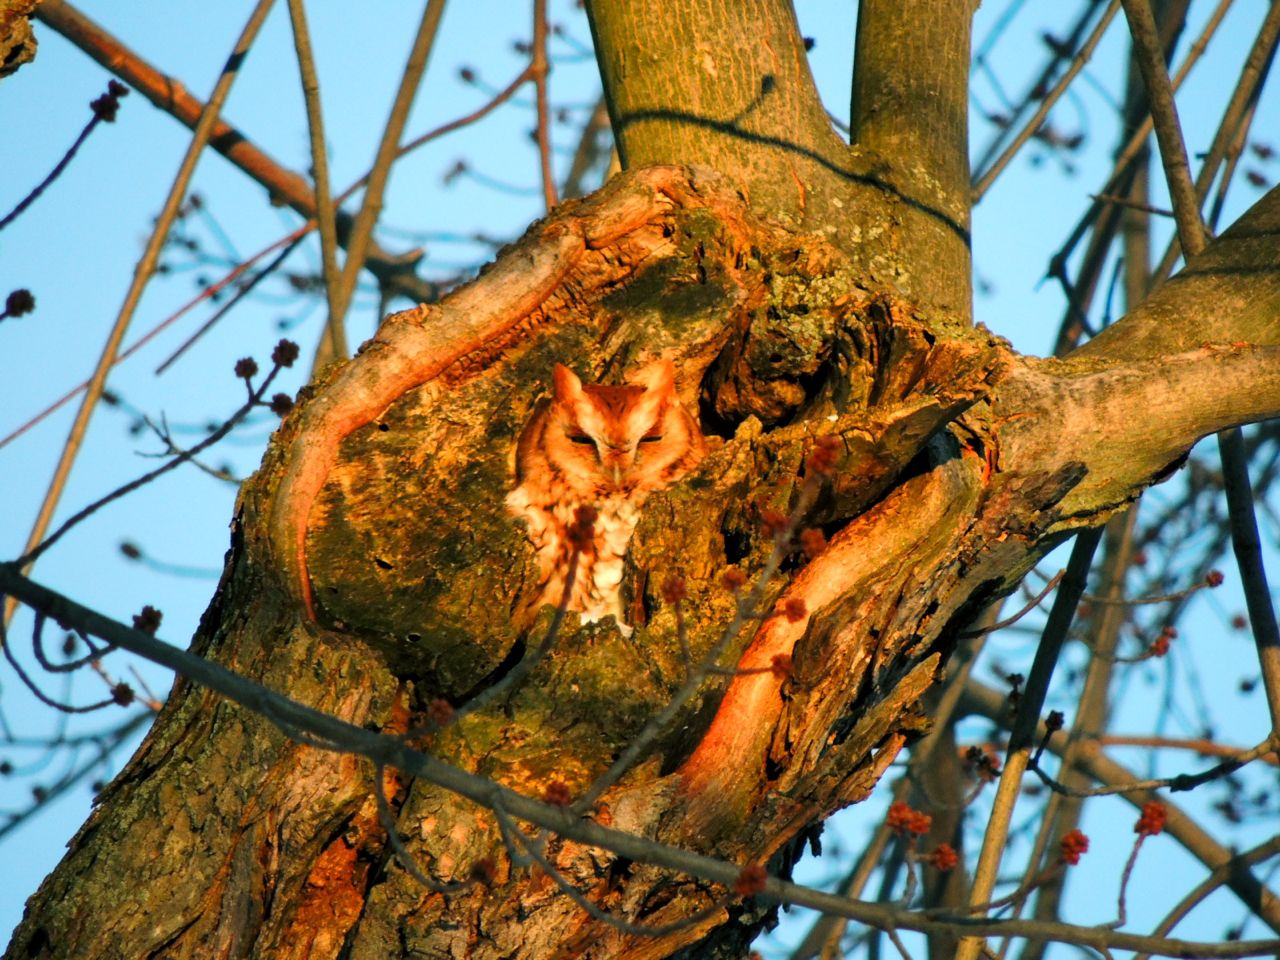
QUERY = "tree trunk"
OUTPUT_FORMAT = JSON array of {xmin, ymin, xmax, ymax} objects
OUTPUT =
[{"xmin": 9, "ymin": 3, "xmax": 1280, "ymax": 958}]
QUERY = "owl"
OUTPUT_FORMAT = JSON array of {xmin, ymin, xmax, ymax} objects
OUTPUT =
[{"xmin": 506, "ymin": 359, "xmax": 706, "ymax": 627}]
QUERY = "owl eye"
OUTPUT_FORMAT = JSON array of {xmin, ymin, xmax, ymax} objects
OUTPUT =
[
  {"xmin": 639, "ymin": 434, "xmax": 664, "ymax": 444},
  {"xmin": 567, "ymin": 433, "xmax": 594, "ymax": 445}
]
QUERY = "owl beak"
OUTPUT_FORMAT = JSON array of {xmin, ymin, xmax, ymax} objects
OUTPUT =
[{"xmin": 611, "ymin": 464, "xmax": 623, "ymax": 486}]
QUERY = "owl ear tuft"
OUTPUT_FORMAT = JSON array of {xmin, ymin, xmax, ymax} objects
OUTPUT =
[
  {"xmin": 552, "ymin": 364, "xmax": 584, "ymax": 402},
  {"xmin": 630, "ymin": 358, "xmax": 676, "ymax": 395}
]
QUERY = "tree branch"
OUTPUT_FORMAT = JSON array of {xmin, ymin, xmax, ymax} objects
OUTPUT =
[{"xmin": 34, "ymin": 0, "xmax": 437, "ymax": 304}]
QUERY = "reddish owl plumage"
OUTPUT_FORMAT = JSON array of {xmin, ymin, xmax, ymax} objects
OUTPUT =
[{"xmin": 506, "ymin": 359, "xmax": 705, "ymax": 627}]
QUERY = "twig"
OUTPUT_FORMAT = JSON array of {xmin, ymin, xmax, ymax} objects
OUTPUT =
[
  {"xmin": 17, "ymin": 353, "xmax": 290, "ymax": 567},
  {"xmin": 572, "ymin": 478, "xmax": 821, "ymax": 815},
  {"xmin": 1112, "ymin": 832, "xmax": 1150, "ymax": 929},
  {"xmin": 1098, "ymin": 734, "xmax": 1280, "ymax": 764},
  {"xmin": 1088, "ymin": 193, "xmax": 1172, "ymax": 217},
  {"xmin": 442, "ymin": 545, "xmax": 581, "ymax": 726},
  {"xmin": 3, "ymin": 0, "xmax": 276, "ymax": 630},
  {"xmin": 1122, "ymin": 0, "xmax": 1280, "ymax": 736},
  {"xmin": 284, "ymin": 0, "xmax": 346, "ymax": 365},
  {"xmin": 1080, "ymin": 573, "xmax": 1214, "ymax": 606},
  {"xmin": 34, "ymin": 0, "xmax": 437, "ymax": 304},
  {"xmin": 499, "ymin": 803, "xmax": 728, "ymax": 938},
  {"xmin": 1137, "ymin": 836, "xmax": 1280, "ymax": 960},
  {"xmin": 140, "ymin": 414, "xmax": 243, "ymax": 482},
  {"xmin": 332, "ymin": 0, "xmax": 447, "ymax": 327},
  {"xmin": 961, "ymin": 570, "xmax": 1063, "ymax": 637},
  {"xmin": 0, "ymin": 81, "xmax": 129, "ymax": 232},
  {"xmin": 1046, "ymin": 0, "xmax": 1232, "ymax": 353},
  {"xmin": 0, "ymin": 67, "xmax": 531, "ymax": 452},
  {"xmin": 2, "ymin": 617, "xmax": 121, "ymax": 714},
  {"xmin": 153, "ymin": 235, "xmax": 305, "ymax": 374},
  {"xmin": 962, "ymin": 676, "xmax": 1280, "ymax": 934},
  {"xmin": 532, "ymin": 0, "xmax": 558, "ymax": 211},
  {"xmin": 956, "ymin": 528, "xmax": 1103, "ymax": 960},
  {"xmin": 787, "ymin": 779, "xmax": 905, "ymax": 960},
  {"xmin": 1205, "ymin": 95, "xmax": 1259, "ymax": 232},
  {"xmin": 562, "ymin": 95, "xmax": 611, "ymax": 200},
  {"xmin": 1119, "ymin": 0, "xmax": 1205, "ymax": 256},
  {"xmin": 1150, "ymin": 1, "xmax": 1280, "ymax": 282},
  {"xmin": 972, "ymin": 0, "xmax": 1121, "ymax": 200},
  {"xmin": 971, "ymin": 0, "xmax": 1111, "ymax": 182},
  {"xmin": 372, "ymin": 762, "xmax": 465, "ymax": 892},
  {"xmin": 1215, "ymin": 429, "xmax": 1280, "ymax": 732},
  {"xmin": 0, "ymin": 227, "xmax": 305, "ymax": 452},
  {"xmin": 1027, "ymin": 736, "xmax": 1279, "ymax": 799},
  {"xmin": 0, "ymin": 709, "xmax": 153, "ymax": 843}
]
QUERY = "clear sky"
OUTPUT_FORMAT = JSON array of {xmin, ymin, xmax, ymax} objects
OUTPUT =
[{"xmin": 2, "ymin": 1, "xmax": 1277, "ymax": 953}]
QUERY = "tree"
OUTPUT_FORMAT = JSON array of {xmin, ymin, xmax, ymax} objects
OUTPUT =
[{"xmin": 3, "ymin": 0, "xmax": 1280, "ymax": 957}]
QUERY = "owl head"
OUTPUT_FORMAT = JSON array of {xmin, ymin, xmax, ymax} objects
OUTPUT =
[{"xmin": 544, "ymin": 359, "xmax": 702, "ymax": 497}]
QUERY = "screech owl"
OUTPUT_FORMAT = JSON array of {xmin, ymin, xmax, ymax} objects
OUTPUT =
[{"xmin": 506, "ymin": 359, "xmax": 706, "ymax": 627}]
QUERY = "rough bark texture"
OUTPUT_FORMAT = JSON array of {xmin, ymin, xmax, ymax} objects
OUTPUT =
[
  {"xmin": 0, "ymin": 0, "xmax": 38, "ymax": 78},
  {"xmin": 586, "ymin": 0, "xmax": 974, "ymax": 324},
  {"xmin": 9, "ymin": 0, "xmax": 1280, "ymax": 956}
]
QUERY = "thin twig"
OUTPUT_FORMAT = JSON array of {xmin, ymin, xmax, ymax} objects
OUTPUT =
[
  {"xmin": 1088, "ymin": 193, "xmax": 1172, "ymax": 217},
  {"xmin": 532, "ymin": 0, "xmax": 558, "ymax": 211},
  {"xmin": 572, "ymin": 478, "xmax": 821, "ymax": 815},
  {"xmin": 3, "ymin": 0, "xmax": 276, "ymax": 630},
  {"xmin": 1080, "ymin": 573, "xmax": 1214, "ymax": 606},
  {"xmin": 18, "ymin": 358, "xmax": 288, "ymax": 567},
  {"xmin": 333, "ymin": 0, "xmax": 447, "ymax": 324},
  {"xmin": 787, "ymin": 779, "xmax": 906, "ymax": 960},
  {"xmin": 0, "ymin": 227, "xmax": 305, "ymax": 452},
  {"xmin": 372, "ymin": 762, "xmax": 465, "ymax": 892},
  {"xmin": 0, "ymin": 81, "xmax": 128, "ymax": 231},
  {"xmin": 561, "ymin": 95, "xmax": 611, "ymax": 200},
  {"xmin": 2, "ymin": 620, "xmax": 120, "ymax": 714},
  {"xmin": 154, "ymin": 235, "xmax": 305, "ymax": 374},
  {"xmin": 972, "ymin": 0, "xmax": 1121, "ymax": 200},
  {"xmin": 1122, "ymin": 0, "xmax": 1280, "ymax": 736},
  {"xmin": 0, "ymin": 67, "xmax": 532, "ymax": 453},
  {"xmin": 442, "ymin": 546, "xmax": 581, "ymax": 726},
  {"xmin": 1137, "ymin": 837, "xmax": 1280, "ymax": 960},
  {"xmin": 1046, "ymin": 0, "xmax": 1231, "ymax": 353},
  {"xmin": 499, "ymin": 804, "xmax": 728, "ymax": 938},
  {"xmin": 1215, "ymin": 429, "xmax": 1280, "ymax": 732},
  {"xmin": 972, "ymin": 0, "xmax": 1111, "ymax": 181},
  {"xmin": 962, "ymin": 677, "xmax": 1280, "ymax": 934},
  {"xmin": 1098, "ymin": 734, "xmax": 1280, "ymax": 764},
  {"xmin": 961, "ymin": 570, "xmax": 1063, "ymax": 637},
  {"xmin": 956, "ymin": 528, "xmax": 1103, "ymax": 960},
  {"xmin": 1112, "ymin": 833, "xmax": 1149, "ymax": 929},
  {"xmin": 1150, "ymin": 1, "xmax": 1280, "ymax": 281},
  {"xmin": 1027, "ymin": 736, "xmax": 1279, "ymax": 799},
  {"xmin": 1119, "ymin": 0, "xmax": 1206, "ymax": 256},
  {"xmin": 34, "ymin": 0, "xmax": 437, "ymax": 304},
  {"xmin": 285, "ymin": 0, "xmax": 347, "ymax": 365},
  {"xmin": 0, "ymin": 709, "xmax": 152, "ymax": 844}
]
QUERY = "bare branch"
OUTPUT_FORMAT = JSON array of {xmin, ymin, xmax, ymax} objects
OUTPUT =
[{"xmin": 5, "ymin": 0, "xmax": 275, "ymax": 628}]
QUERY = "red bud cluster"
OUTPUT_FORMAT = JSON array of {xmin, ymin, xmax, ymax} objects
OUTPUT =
[
  {"xmin": 1060, "ymin": 828, "xmax": 1089, "ymax": 865},
  {"xmin": 1134, "ymin": 801, "xmax": 1167, "ymax": 837},
  {"xmin": 886, "ymin": 801, "xmax": 932, "ymax": 836}
]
